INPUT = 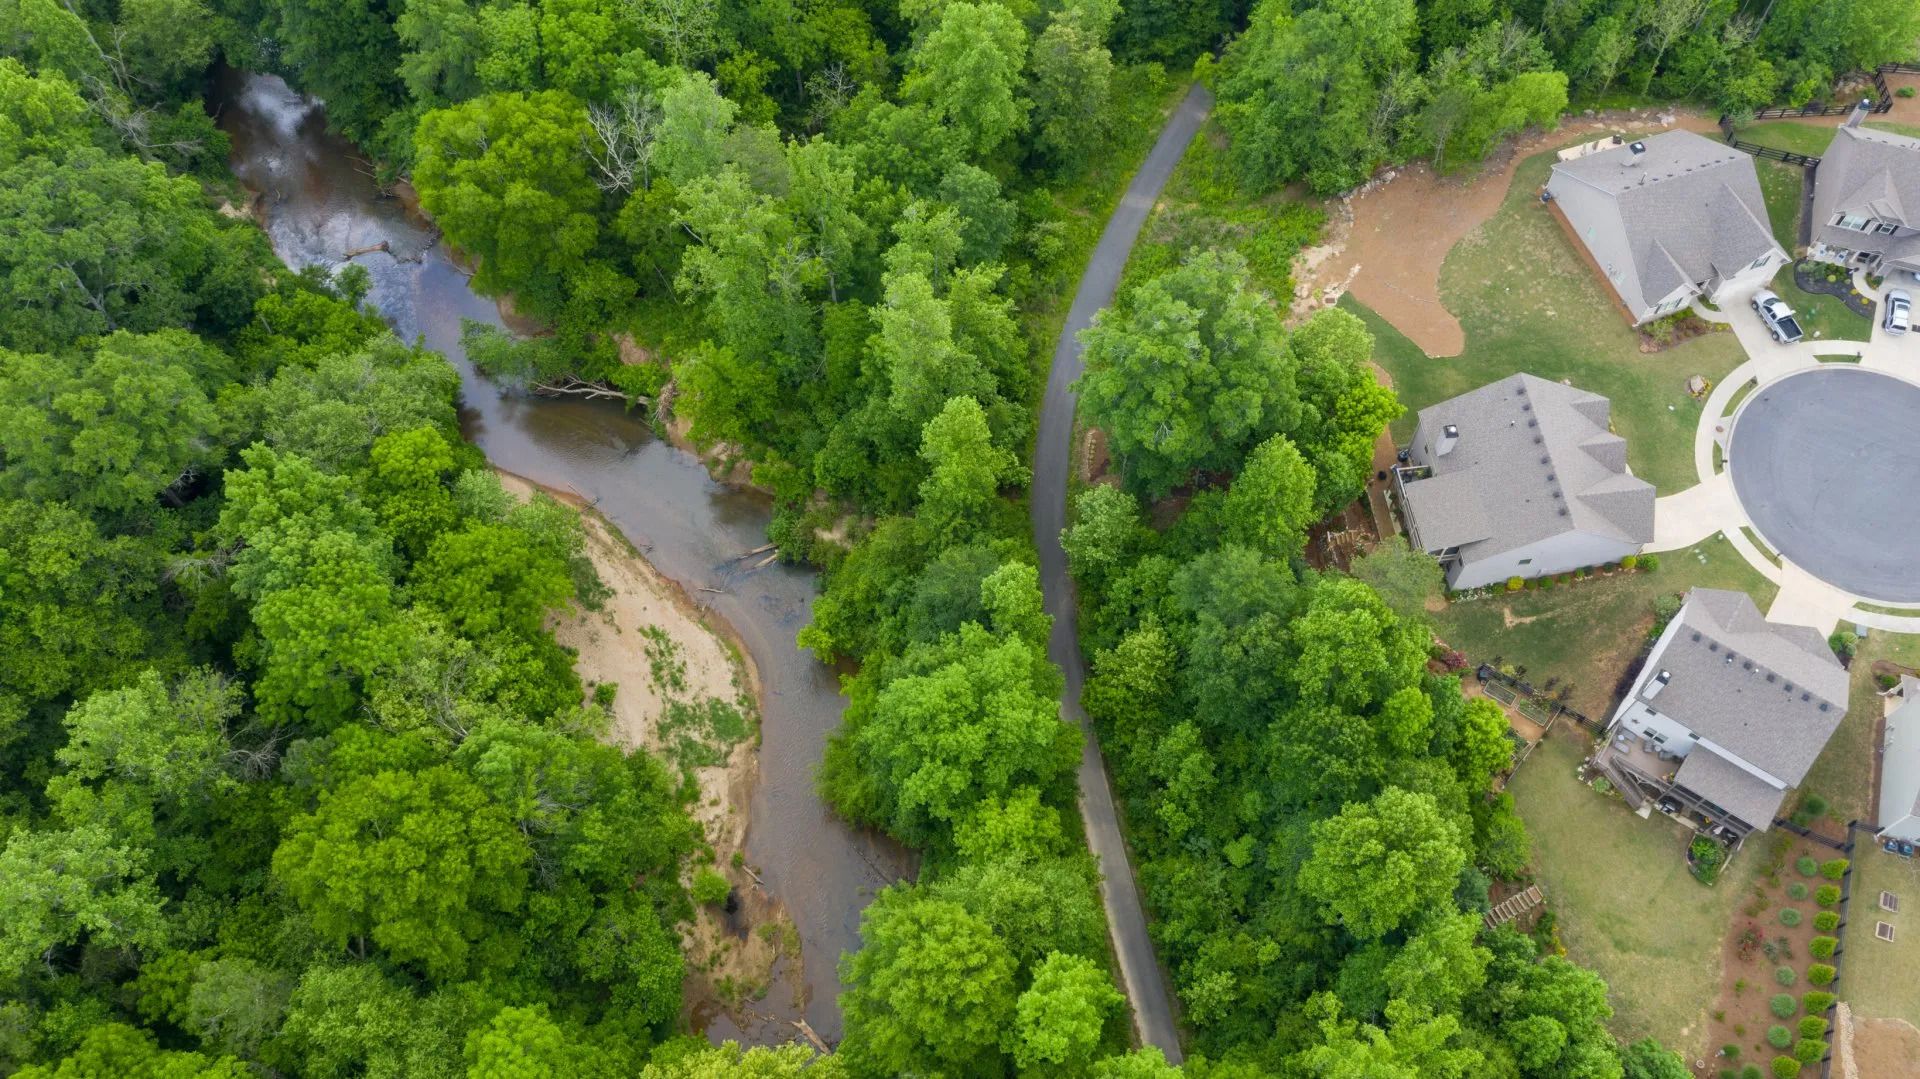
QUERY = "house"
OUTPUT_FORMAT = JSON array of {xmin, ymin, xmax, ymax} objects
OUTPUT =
[
  {"xmin": 1392, "ymin": 374, "xmax": 1654, "ymax": 590},
  {"xmin": 1599, "ymin": 589, "xmax": 1849, "ymax": 838},
  {"xmin": 1545, "ymin": 129, "xmax": 1787, "ymax": 323},
  {"xmin": 1877, "ymin": 677, "xmax": 1920, "ymax": 844},
  {"xmin": 1808, "ymin": 103, "xmax": 1920, "ymax": 279}
]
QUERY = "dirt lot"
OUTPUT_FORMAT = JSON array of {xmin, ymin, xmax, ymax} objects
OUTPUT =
[{"xmin": 1842, "ymin": 1013, "xmax": 1920, "ymax": 1079}]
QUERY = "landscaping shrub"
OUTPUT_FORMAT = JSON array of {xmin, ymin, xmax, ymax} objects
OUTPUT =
[
  {"xmin": 1639, "ymin": 553, "xmax": 1659, "ymax": 571},
  {"xmin": 1793, "ymin": 1039, "xmax": 1826, "ymax": 1065},
  {"xmin": 1796, "ymin": 856, "xmax": 1818, "ymax": 877},
  {"xmin": 1901, "ymin": 86, "xmax": 1917, "ymax": 98},
  {"xmin": 1815, "ymin": 884, "xmax": 1840, "ymax": 907},
  {"xmin": 1807, "ymin": 964, "xmax": 1835, "ymax": 986},
  {"xmin": 1778, "ymin": 908, "xmax": 1801, "ymax": 927},
  {"xmin": 1786, "ymin": 882, "xmax": 1808, "ymax": 900},
  {"xmin": 1771, "ymin": 1058, "xmax": 1801, "ymax": 1078},
  {"xmin": 1809, "ymin": 936, "xmax": 1836, "ymax": 959},
  {"xmin": 1774, "ymin": 965, "xmax": 1796, "ymax": 986},
  {"xmin": 1812, "ymin": 911, "xmax": 1838, "ymax": 932},
  {"xmin": 1798, "ymin": 1017, "xmax": 1828, "ymax": 1039},
  {"xmin": 1769, "ymin": 994, "xmax": 1796, "ymax": 1018},
  {"xmin": 1524, "ymin": 577, "xmax": 1539, "ymax": 590},
  {"xmin": 1692, "ymin": 835, "xmax": 1729, "ymax": 885},
  {"xmin": 1804, "ymin": 991, "xmax": 1836, "ymax": 1013},
  {"xmin": 1766, "ymin": 1025, "xmax": 1793, "ymax": 1049},
  {"xmin": 1742, "ymin": 1068, "xmax": 1762, "ymax": 1079},
  {"xmin": 692, "ymin": 868, "xmax": 731, "ymax": 905},
  {"xmin": 1506, "ymin": 576, "xmax": 1523, "ymax": 591},
  {"xmin": 1722, "ymin": 1044, "xmax": 1740, "ymax": 1059},
  {"xmin": 1820, "ymin": 858, "xmax": 1849, "ymax": 880},
  {"xmin": 1540, "ymin": 575, "xmax": 1555, "ymax": 590},
  {"xmin": 1620, "ymin": 554, "xmax": 1638, "ymax": 569}
]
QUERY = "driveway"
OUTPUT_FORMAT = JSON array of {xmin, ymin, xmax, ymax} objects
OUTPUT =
[
  {"xmin": 1030, "ymin": 84, "xmax": 1211, "ymax": 1061},
  {"xmin": 1726, "ymin": 366, "xmax": 1920, "ymax": 602}
]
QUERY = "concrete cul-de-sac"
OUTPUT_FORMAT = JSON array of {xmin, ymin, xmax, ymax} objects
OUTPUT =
[{"xmin": 1653, "ymin": 276, "xmax": 1920, "ymax": 633}]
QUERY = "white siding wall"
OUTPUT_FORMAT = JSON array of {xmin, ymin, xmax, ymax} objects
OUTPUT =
[
  {"xmin": 1879, "ymin": 696, "xmax": 1920, "ymax": 842},
  {"xmin": 1547, "ymin": 171, "xmax": 1651, "ymax": 319},
  {"xmin": 1611, "ymin": 611, "xmax": 1691, "ymax": 727},
  {"xmin": 1448, "ymin": 530, "xmax": 1643, "ymax": 591},
  {"xmin": 1705, "ymin": 250, "xmax": 1786, "ymax": 304}
]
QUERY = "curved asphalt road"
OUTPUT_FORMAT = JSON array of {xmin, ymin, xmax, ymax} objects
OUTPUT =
[{"xmin": 1031, "ymin": 83, "xmax": 1211, "ymax": 1062}]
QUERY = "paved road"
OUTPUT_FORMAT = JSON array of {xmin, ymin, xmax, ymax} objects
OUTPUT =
[
  {"xmin": 1727, "ymin": 365, "xmax": 1920, "ymax": 602},
  {"xmin": 1030, "ymin": 83, "xmax": 1210, "ymax": 1062}
]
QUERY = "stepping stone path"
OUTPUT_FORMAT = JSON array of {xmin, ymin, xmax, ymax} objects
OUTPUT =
[{"xmin": 1485, "ymin": 884, "xmax": 1545, "ymax": 930}]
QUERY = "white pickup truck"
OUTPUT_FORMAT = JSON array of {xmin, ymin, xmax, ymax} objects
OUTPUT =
[{"xmin": 1751, "ymin": 289, "xmax": 1804, "ymax": 344}]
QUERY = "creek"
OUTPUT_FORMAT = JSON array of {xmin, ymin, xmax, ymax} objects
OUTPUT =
[{"xmin": 212, "ymin": 69, "xmax": 914, "ymax": 1045}]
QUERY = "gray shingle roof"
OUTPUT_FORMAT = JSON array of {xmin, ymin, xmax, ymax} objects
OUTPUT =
[
  {"xmin": 1810, "ymin": 126, "xmax": 1920, "ymax": 256},
  {"xmin": 1882, "ymin": 680, "xmax": 1920, "ymax": 827},
  {"xmin": 1551, "ymin": 130, "xmax": 1782, "ymax": 313},
  {"xmin": 1674, "ymin": 748, "xmax": 1788, "ymax": 830},
  {"xmin": 1639, "ymin": 589, "xmax": 1848, "ymax": 786},
  {"xmin": 1403, "ymin": 373, "xmax": 1655, "ymax": 561}
]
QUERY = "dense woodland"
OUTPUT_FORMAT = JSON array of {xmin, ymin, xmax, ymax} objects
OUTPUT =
[{"xmin": 0, "ymin": 0, "xmax": 1913, "ymax": 1074}]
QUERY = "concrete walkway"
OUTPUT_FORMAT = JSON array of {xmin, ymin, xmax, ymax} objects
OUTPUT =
[{"xmin": 1657, "ymin": 277, "xmax": 1920, "ymax": 635}]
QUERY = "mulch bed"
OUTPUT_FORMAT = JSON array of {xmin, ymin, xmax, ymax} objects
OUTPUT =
[
  {"xmin": 1794, "ymin": 260, "xmax": 1877, "ymax": 318},
  {"xmin": 1637, "ymin": 310, "xmax": 1726, "ymax": 352}
]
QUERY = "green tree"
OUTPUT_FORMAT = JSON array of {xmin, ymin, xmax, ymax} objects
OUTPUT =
[
  {"xmin": 1299, "ymin": 787, "xmax": 1469, "ymax": 939},
  {"xmin": 1348, "ymin": 537, "xmax": 1444, "ymax": 623},
  {"xmin": 840, "ymin": 889, "xmax": 1017, "ymax": 1078},
  {"xmin": 1027, "ymin": 1, "xmax": 1114, "ymax": 172},
  {"xmin": 642, "ymin": 1041, "xmax": 849, "ymax": 1077},
  {"xmin": 1219, "ymin": 435, "xmax": 1317, "ymax": 558},
  {"xmin": 183, "ymin": 957, "xmax": 293, "ymax": 1059},
  {"xmin": 1010, "ymin": 952, "xmax": 1123, "ymax": 1074},
  {"xmin": 1077, "ymin": 249, "xmax": 1301, "ymax": 497},
  {"xmin": 916, "ymin": 396, "xmax": 1021, "ymax": 545},
  {"xmin": 0, "ymin": 825, "xmax": 167, "ymax": 974},
  {"xmin": 464, "ymin": 1005, "xmax": 592, "ymax": 1078},
  {"xmin": 904, "ymin": 1, "xmax": 1029, "ymax": 158},
  {"xmin": 272, "ymin": 765, "xmax": 531, "ymax": 978}
]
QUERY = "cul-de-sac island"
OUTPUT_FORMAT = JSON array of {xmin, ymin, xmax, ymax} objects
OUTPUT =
[{"xmin": 3, "ymin": 2, "xmax": 1920, "ymax": 1077}]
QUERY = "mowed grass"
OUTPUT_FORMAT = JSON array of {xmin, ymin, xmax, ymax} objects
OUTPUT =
[
  {"xmin": 1844, "ymin": 847, "xmax": 1920, "ymax": 1023},
  {"xmin": 1430, "ymin": 536, "xmax": 1776, "ymax": 719},
  {"xmin": 1773, "ymin": 266, "xmax": 1874, "ymax": 343},
  {"xmin": 1733, "ymin": 119, "xmax": 1920, "ymax": 158},
  {"xmin": 1363, "ymin": 148, "xmax": 1747, "ymax": 495},
  {"xmin": 1799, "ymin": 633, "xmax": 1920, "ymax": 826},
  {"xmin": 1754, "ymin": 159, "xmax": 1804, "ymax": 245},
  {"xmin": 1509, "ymin": 729, "xmax": 1759, "ymax": 1057}
]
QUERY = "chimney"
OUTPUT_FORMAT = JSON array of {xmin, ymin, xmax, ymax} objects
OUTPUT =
[
  {"xmin": 1848, "ymin": 98, "xmax": 1872, "ymax": 128},
  {"xmin": 1434, "ymin": 423, "xmax": 1459, "ymax": 457},
  {"xmin": 1625, "ymin": 141, "xmax": 1647, "ymax": 167},
  {"xmin": 1643, "ymin": 670, "xmax": 1671, "ymax": 700}
]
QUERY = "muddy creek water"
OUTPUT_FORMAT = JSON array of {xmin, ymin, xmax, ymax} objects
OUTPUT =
[{"xmin": 213, "ymin": 70, "xmax": 912, "ymax": 1045}]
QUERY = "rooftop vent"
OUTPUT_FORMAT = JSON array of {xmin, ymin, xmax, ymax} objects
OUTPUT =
[
  {"xmin": 1533, "ymin": 435, "xmax": 1544, "ymax": 444},
  {"xmin": 1546, "ymin": 472, "xmax": 1556, "ymax": 482},
  {"xmin": 1521, "ymin": 403, "xmax": 1532, "ymax": 411},
  {"xmin": 1802, "ymin": 692, "xmax": 1811, "ymax": 701},
  {"xmin": 1691, "ymin": 632, "xmax": 1703, "ymax": 642},
  {"xmin": 1820, "ymin": 702, "xmax": 1831, "ymax": 712},
  {"xmin": 1527, "ymin": 418, "xmax": 1538, "ymax": 428},
  {"xmin": 1742, "ymin": 660, "xmax": 1753, "ymax": 671},
  {"xmin": 1708, "ymin": 641, "xmax": 1719, "ymax": 651},
  {"xmin": 1784, "ymin": 683, "xmax": 1793, "ymax": 693},
  {"xmin": 1643, "ymin": 670, "xmax": 1672, "ymax": 700},
  {"xmin": 1435, "ymin": 423, "xmax": 1460, "ymax": 457},
  {"xmin": 1626, "ymin": 140, "xmax": 1647, "ymax": 166},
  {"xmin": 1540, "ymin": 456, "xmax": 1551, "ymax": 465},
  {"xmin": 1766, "ymin": 673, "xmax": 1776, "ymax": 683}
]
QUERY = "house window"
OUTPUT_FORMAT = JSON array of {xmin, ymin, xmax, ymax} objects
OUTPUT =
[
  {"xmin": 1878, "ymin": 222, "xmax": 1901, "ymax": 235},
  {"xmin": 1857, "ymin": 251, "xmax": 1876, "ymax": 263},
  {"xmin": 1749, "ymin": 253, "xmax": 1771, "ymax": 270},
  {"xmin": 1834, "ymin": 212, "xmax": 1872, "ymax": 231},
  {"xmin": 1517, "ymin": 558, "xmax": 1533, "ymax": 566}
]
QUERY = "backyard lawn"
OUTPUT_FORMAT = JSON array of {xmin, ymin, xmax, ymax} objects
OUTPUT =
[
  {"xmin": 1431, "ymin": 536, "xmax": 1776, "ymax": 719},
  {"xmin": 1754, "ymin": 159, "xmax": 1804, "ymax": 245},
  {"xmin": 1510, "ymin": 729, "xmax": 1761, "ymax": 1058},
  {"xmin": 1796, "ymin": 632, "xmax": 1920, "ymax": 827},
  {"xmin": 1733, "ymin": 119, "xmax": 1920, "ymax": 158},
  {"xmin": 1355, "ymin": 148, "xmax": 1747, "ymax": 495},
  {"xmin": 1843, "ymin": 847, "xmax": 1920, "ymax": 1024}
]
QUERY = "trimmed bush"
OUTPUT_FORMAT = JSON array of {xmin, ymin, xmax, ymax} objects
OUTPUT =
[
  {"xmin": 1815, "ymin": 884, "xmax": 1840, "ymax": 907},
  {"xmin": 1621, "ymin": 554, "xmax": 1639, "ymax": 569},
  {"xmin": 691, "ymin": 868, "xmax": 731, "ymax": 905},
  {"xmin": 1769, "ymin": 993, "xmax": 1797, "ymax": 1018},
  {"xmin": 1813, "ymin": 911, "xmax": 1839, "ymax": 932},
  {"xmin": 1796, "ymin": 856, "xmax": 1819, "ymax": 877},
  {"xmin": 1778, "ymin": 908, "xmax": 1801, "ymax": 927},
  {"xmin": 1793, "ymin": 1039, "xmax": 1826, "ymax": 1065},
  {"xmin": 1809, "ymin": 935, "xmax": 1836, "ymax": 959},
  {"xmin": 1774, "ymin": 965, "xmax": 1797, "ymax": 986},
  {"xmin": 1507, "ymin": 576, "xmax": 1524, "ymax": 591},
  {"xmin": 1772, "ymin": 1057, "xmax": 1802, "ymax": 1077},
  {"xmin": 1803, "ymin": 991, "xmax": 1836, "ymax": 1013},
  {"xmin": 1766, "ymin": 1025, "xmax": 1793, "ymax": 1049},
  {"xmin": 1743, "ymin": 1067, "xmax": 1763, "ymax": 1079},
  {"xmin": 1807, "ymin": 964, "xmax": 1836, "ymax": 985},
  {"xmin": 1786, "ymin": 882, "xmax": 1808, "ymax": 900},
  {"xmin": 1798, "ymin": 1016, "xmax": 1828, "ymax": 1039},
  {"xmin": 1540, "ymin": 575, "xmax": 1556, "ymax": 590},
  {"xmin": 1820, "ymin": 858, "xmax": 1849, "ymax": 880},
  {"xmin": 1639, "ymin": 553, "xmax": 1660, "ymax": 571},
  {"xmin": 1722, "ymin": 1044, "xmax": 1741, "ymax": 1059}
]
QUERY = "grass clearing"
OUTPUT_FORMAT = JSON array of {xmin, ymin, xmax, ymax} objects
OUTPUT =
[
  {"xmin": 1734, "ymin": 120, "xmax": 1920, "ymax": 158},
  {"xmin": 1797, "ymin": 633, "xmax": 1920, "ymax": 826},
  {"xmin": 1362, "ymin": 148, "xmax": 1746, "ymax": 494},
  {"xmin": 1510, "ymin": 728, "xmax": 1760, "ymax": 1056},
  {"xmin": 1844, "ymin": 847, "xmax": 1920, "ymax": 1022},
  {"xmin": 1431, "ymin": 537, "xmax": 1776, "ymax": 719}
]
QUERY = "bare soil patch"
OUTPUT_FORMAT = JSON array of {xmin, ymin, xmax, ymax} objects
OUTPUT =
[
  {"xmin": 1844, "ymin": 1015, "xmax": 1920, "ymax": 1079},
  {"xmin": 1301, "ymin": 109, "xmax": 1719, "ymax": 356}
]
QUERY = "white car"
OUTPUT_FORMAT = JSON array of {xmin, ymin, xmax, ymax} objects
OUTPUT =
[{"xmin": 1886, "ymin": 289, "xmax": 1912, "ymax": 336}]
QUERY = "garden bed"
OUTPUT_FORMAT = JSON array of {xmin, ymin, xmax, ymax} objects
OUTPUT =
[
  {"xmin": 1793, "ymin": 260, "xmax": 1875, "ymax": 319},
  {"xmin": 1638, "ymin": 310, "xmax": 1728, "ymax": 352}
]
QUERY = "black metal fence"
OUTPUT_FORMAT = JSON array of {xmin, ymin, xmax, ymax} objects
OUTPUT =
[{"xmin": 1724, "ymin": 63, "xmax": 1919, "ymax": 127}]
